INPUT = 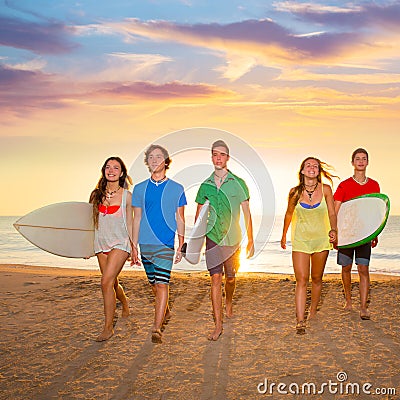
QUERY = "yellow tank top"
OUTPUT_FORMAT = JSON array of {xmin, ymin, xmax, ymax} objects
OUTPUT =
[{"xmin": 291, "ymin": 196, "xmax": 332, "ymax": 254}]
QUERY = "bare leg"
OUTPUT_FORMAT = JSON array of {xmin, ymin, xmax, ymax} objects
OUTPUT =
[
  {"xmin": 154, "ymin": 283, "xmax": 169, "ymax": 330},
  {"xmin": 96, "ymin": 250, "xmax": 129, "ymax": 341},
  {"xmin": 114, "ymin": 278, "xmax": 130, "ymax": 318},
  {"xmin": 225, "ymin": 276, "xmax": 236, "ymax": 318},
  {"xmin": 358, "ymin": 264, "xmax": 370, "ymax": 319},
  {"xmin": 151, "ymin": 285, "xmax": 171, "ymax": 324},
  {"xmin": 341, "ymin": 264, "xmax": 353, "ymax": 310},
  {"xmin": 309, "ymin": 251, "xmax": 328, "ymax": 319},
  {"xmin": 292, "ymin": 251, "xmax": 311, "ymax": 324},
  {"xmin": 209, "ymin": 273, "xmax": 223, "ymax": 340}
]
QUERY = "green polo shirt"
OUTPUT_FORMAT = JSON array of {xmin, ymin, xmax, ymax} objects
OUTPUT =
[{"xmin": 195, "ymin": 170, "xmax": 250, "ymax": 246}]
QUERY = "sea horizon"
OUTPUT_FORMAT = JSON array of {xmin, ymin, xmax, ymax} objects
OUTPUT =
[{"xmin": 1, "ymin": 215, "xmax": 399, "ymax": 276}]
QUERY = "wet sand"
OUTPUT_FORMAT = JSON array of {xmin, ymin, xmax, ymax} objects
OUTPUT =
[{"xmin": 0, "ymin": 264, "xmax": 399, "ymax": 399}]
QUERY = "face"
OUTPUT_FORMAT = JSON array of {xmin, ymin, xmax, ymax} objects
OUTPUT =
[
  {"xmin": 211, "ymin": 147, "xmax": 229, "ymax": 170},
  {"xmin": 352, "ymin": 152, "xmax": 368, "ymax": 171},
  {"xmin": 104, "ymin": 159, "xmax": 123, "ymax": 182},
  {"xmin": 302, "ymin": 158, "xmax": 320, "ymax": 178},
  {"xmin": 147, "ymin": 148, "xmax": 166, "ymax": 173}
]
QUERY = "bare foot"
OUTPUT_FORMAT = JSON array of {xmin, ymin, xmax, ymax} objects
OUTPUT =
[
  {"xmin": 343, "ymin": 302, "xmax": 352, "ymax": 311},
  {"xmin": 360, "ymin": 308, "xmax": 370, "ymax": 320},
  {"xmin": 95, "ymin": 329, "xmax": 114, "ymax": 342},
  {"xmin": 225, "ymin": 302, "xmax": 233, "ymax": 318},
  {"xmin": 151, "ymin": 329, "xmax": 162, "ymax": 343},
  {"xmin": 208, "ymin": 326, "xmax": 223, "ymax": 341},
  {"xmin": 308, "ymin": 309, "xmax": 317, "ymax": 320},
  {"xmin": 163, "ymin": 310, "xmax": 171, "ymax": 324},
  {"xmin": 160, "ymin": 311, "xmax": 172, "ymax": 332},
  {"xmin": 296, "ymin": 320, "xmax": 306, "ymax": 335},
  {"xmin": 121, "ymin": 297, "xmax": 130, "ymax": 318},
  {"xmin": 121, "ymin": 304, "xmax": 130, "ymax": 318}
]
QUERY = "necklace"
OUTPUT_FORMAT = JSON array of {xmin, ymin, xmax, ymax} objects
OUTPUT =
[
  {"xmin": 150, "ymin": 176, "xmax": 167, "ymax": 186},
  {"xmin": 106, "ymin": 186, "xmax": 121, "ymax": 199},
  {"xmin": 214, "ymin": 171, "xmax": 228, "ymax": 184},
  {"xmin": 352, "ymin": 175, "xmax": 368, "ymax": 185},
  {"xmin": 304, "ymin": 182, "xmax": 318, "ymax": 202}
]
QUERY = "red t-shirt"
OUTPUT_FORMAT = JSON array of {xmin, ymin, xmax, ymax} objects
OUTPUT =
[{"xmin": 334, "ymin": 177, "xmax": 380, "ymax": 203}]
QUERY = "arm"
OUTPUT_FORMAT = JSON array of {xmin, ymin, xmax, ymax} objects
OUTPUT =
[
  {"xmin": 194, "ymin": 203, "xmax": 203, "ymax": 223},
  {"xmin": 241, "ymin": 200, "xmax": 254, "ymax": 258},
  {"xmin": 334, "ymin": 200, "xmax": 342, "ymax": 215},
  {"xmin": 125, "ymin": 192, "xmax": 134, "ymax": 249},
  {"xmin": 131, "ymin": 206, "xmax": 142, "ymax": 266},
  {"xmin": 174, "ymin": 206, "xmax": 185, "ymax": 263},
  {"xmin": 281, "ymin": 189, "xmax": 296, "ymax": 250},
  {"xmin": 324, "ymin": 185, "xmax": 338, "ymax": 244}
]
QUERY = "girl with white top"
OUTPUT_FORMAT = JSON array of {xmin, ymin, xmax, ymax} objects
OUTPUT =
[{"xmin": 89, "ymin": 156, "xmax": 133, "ymax": 341}]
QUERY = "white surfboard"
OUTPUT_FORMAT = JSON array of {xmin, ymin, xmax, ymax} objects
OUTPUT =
[
  {"xmin": 14, "ymin": 202, "xmax": 95, "ymax": 258},
  {"xmin": 183, "ymin": 200, "xmax": 210, "ymax": 264},
  {"xmin": 337, "ymin": 193, "xmax": 390, "ymax": 249}
]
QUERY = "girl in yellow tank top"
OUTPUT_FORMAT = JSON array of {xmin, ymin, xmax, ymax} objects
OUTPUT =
[
  {"xmin": 291, "ymin": 196, "xmax": 332, "ymax": 253},
  {"xmin": 281, "ymin": 157, "xmax": 338, "ymax": 335}
]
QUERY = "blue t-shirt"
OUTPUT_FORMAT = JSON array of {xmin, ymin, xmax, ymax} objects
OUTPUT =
[{"xmin": 132, "ymin": 178, "xmax": 187, "ymax": 247}]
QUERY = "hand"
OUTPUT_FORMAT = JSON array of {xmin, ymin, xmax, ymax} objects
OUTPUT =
[
  {"xmin": 246, "ymin": 240, "xmax": 255, "ymax": 258},
  {"xmin": 174, "ymin": 249, "xmax": 183, "ymax": 264},
  {"xmin": 371, "ymin": 237, "xmax": 379, "ymax": 248},
  {"xmin": 280, "ymin": 237, "xmax": 286, "ymax": 250},
  {"xmin": 130, "ymin": 246, "xmax": 141, "ymax": 266},
  {"xmin": 329, "ymin": 229, "xmax": 337, "ymax": 244}
]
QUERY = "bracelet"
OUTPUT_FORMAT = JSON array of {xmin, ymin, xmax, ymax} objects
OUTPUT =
[{"xmin": 329, "ymin": 229, "xmax": 337, "ymax": 233}]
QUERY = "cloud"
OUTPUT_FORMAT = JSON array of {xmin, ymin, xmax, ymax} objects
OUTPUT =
[
  {"xmin": 94, "ymin": 81, "xmax": 234, "ymax": 100},
  {"xmin": 273, "ymin": 1, "xmax": 400, "ymax": 30},
  {"xmin": 109, "ymin": 18, "xmax": 367, "ymax": 68},
  {"xmin": 92, "ymin": 53, "xmax": 173, "ymax": 82},
  {"xmin": 0, "ymin": 63, "xmax": 235, "ymax": 117},
  {"xmin": 0, "ymin": 15, "xmax": 78, "ymax": 54}
]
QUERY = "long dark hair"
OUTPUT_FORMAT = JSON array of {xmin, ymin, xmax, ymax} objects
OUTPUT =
[
  {"xmin": 289, "ymin": 157, "xmax": 338, "ymax": 204},
  {"xmin": 89, "ymin": 156, "xmax": 132, "ymax": 227}
]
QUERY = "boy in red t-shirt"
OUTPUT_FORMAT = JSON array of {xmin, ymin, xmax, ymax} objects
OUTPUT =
[{"xmin": 334, "ymin": 148, "xmax": 380, "ymax": 320}]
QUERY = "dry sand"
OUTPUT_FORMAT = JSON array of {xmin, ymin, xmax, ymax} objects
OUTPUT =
[{"xmin": 0, "ymin": 264, "xmax": 399, "ymax": 400}]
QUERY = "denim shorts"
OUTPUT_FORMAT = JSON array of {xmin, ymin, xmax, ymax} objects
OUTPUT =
[
  {"xmin": 205, "ymin": 237, "xmax": 241, "ymax": 277},
  {"xmin": 337, "ymin": 242, "xmax": 372, "ymax": 267}
]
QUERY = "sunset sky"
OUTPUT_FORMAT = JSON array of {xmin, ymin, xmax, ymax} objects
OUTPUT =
[{"xmin": 1, "ymin": 0, "xmax": 399, "ymax": 217}]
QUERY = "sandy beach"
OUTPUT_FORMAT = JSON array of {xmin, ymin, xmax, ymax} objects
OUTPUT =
[{"xmin": 0, "ymin": 264, "xmax": 398, "ymax": 400}]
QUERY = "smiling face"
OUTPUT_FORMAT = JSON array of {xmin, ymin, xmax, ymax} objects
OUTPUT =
[
  {"xmin": 301, "ymin": 158, "xmax": 320, "ymax": 179},
  {"xmin": 211, "ymin": 146, "xmax": 230, "ymax": 170},
  {"xmin": 104, "ymin": 159, "xmax": 123, "ymax": 183}
]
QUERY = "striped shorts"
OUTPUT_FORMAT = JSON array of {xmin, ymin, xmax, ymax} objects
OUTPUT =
[{"xmin": 140, "ymin": 244, "xmax": 175, "ymax": 285}]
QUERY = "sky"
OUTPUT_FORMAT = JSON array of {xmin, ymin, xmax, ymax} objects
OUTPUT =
[{"xmin": 1, "ymin": 0, "xmax": 399, "ymax": 218}]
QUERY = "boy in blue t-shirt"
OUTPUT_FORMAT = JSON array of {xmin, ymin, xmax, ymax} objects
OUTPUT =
[{"xmin": 131, "ymin": 144, "xmax": 186, "ymax": 343}]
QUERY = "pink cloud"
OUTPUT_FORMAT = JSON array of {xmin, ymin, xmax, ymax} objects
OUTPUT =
[
  {"xmin": 94, "ymin": 81, "xmax": 234, "ymax": 99},
  {"xmin": 274, "ymin": 1, "xmax": 400, "ymax": 30},
  {"xmin": 0, "ymin": 16, "xmax": 78, "ymax": 54},
  {"xmin": 116, "ymin": 18, "xmax": 363, "ymax": 63}
]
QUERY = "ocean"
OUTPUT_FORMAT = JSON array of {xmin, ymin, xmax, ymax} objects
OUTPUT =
[{"xmin": 1, "ymin": 215, "xmax": 399, "ymax": 276}]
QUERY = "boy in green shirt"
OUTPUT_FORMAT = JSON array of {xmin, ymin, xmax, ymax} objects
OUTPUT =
[{"xmin": 195, "ymin": 140, "xmax": 254, "ymax": 341}]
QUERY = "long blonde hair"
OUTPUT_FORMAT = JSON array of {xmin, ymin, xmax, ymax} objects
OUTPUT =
[{"xmin": 289, "ymin": 157, "xmax": 338, "ymax": 204}]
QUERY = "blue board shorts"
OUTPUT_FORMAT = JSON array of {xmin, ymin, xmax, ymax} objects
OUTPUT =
[
  {"xmin": 140, "ymin": 245, "xmax": 175, "ymax": 285},
  {"xmin": 337, "ymin": 242, "xmax": 372, "ymax": 267}
]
